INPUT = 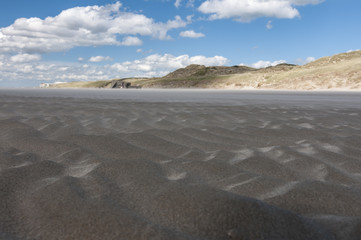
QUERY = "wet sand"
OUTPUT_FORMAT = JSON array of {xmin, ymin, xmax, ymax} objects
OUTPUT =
[{"xmin": 1, "ymin": 89, "xmax": 361, "ymax": 240}]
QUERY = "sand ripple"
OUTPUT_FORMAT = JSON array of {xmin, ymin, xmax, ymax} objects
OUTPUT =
[{"xmin": 1, "ymin": 90, "xmax": 361, "ymax": 239}]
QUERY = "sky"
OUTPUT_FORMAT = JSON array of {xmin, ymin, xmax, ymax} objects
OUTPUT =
[{"xmin": 0, "ymin": 0, "xmax": 360, "ymax": 87}]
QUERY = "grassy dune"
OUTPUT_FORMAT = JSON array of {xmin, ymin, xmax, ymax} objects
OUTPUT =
[
  {"xmin": 53, "ymin": 50, "xmax": 361, "ymax": 90},
  {"xmin": 222, "ymin": 50, "xmax": 361, "ymax": 90},
  {"xmin": 52, "ymin": 80, "xmax": 112, "ymax": 88}
]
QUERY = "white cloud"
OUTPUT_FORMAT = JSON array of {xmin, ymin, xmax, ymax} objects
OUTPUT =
[
  {"xmin": 305, "ymin": 56, "xmax": 315, "ymax": 63},
  {"xmin": 180, "ymin": 30, "xmax": 205, "ymax": 38},
  {"xmin": 175, "ymin": 0, "xmax": 182, "ymax": 8},
  {"xmin": 251, "ymin": 59, "xmax": 287, "ymax": 68},
  {"xmin": 0, "ymin": 2, "xmax": 187, "ymax": 54},
  {"xmin": 186, "ymin": 0, "xmax": 195, "ymax": 8},
  {"xmin": 10, "ymin": 53, "xmax": 41, "ymax": 62},
  {"xmin": 36, "ymin": 64, "xmax": 55, "ymax": 71},
  {"xmin": 295, "ymin": 56, "xmax": 315, "ymax": 65},
  {"xmin": 136, "ymin": 48, "xmax": 154, "ymax": 55},
  {"xmin": 20, "ymin": 65, "xmax": 34, "ymax": 73},
  {"xmin": 89, "ymin": 56, "xmax": 113, "ymax": 62},
  {"xmin": 266, "ymin": 20, "xmax": 273, "ymax": 30},
  {"xmin": 188, "ymin": 55, "xmax": 229, "ymax": 66},
  {"xmin": 347, "ymin": 49, "xmax": 360, "ymax": 53},
  {"xmin": 175, "ymin": 0, "xmax": 195, "ymax": 8},
  {"xmin": 110, "ymin": 54, "xmax": 228, "ymax": 78},
  {"xmin": 186, "ymin": 15, "xmax": 193, "ymax": 23},
  {"xmin": 120, "ymin": 36, "xmax": 143, "ymax": 46},
  {"xmin": 58, "ymin": 67, "xmax": 69, "ymax": 71},
  {"xmin": 198, "ymin": 0, "xmax": 324, "ymax": 22},
  {"xmin": 0, "ymin": 53, "xmax": 229, "ymax": 83}
]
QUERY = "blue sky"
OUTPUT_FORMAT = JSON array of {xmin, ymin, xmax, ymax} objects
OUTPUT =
[{"xmin": 0, "ymin": 0, "xmax": 360, "ymax": 87}]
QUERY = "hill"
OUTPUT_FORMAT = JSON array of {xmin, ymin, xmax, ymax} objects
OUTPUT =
[
  {"xmin": 163, "ymin": 64, "xmax": 255, "ymax": 79},
  {"xmin": 53, "ymin": 50, "xmax": 361, "ymax": 90}
]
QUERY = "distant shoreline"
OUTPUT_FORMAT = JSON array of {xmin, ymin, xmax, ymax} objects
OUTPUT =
[
  {"xmin": 2, "ymin": 88, "xmax": 361, "ymax": 109},
  {"xmin": 38, "ymin": 50, "xmax": 361, "ymax": 91}
]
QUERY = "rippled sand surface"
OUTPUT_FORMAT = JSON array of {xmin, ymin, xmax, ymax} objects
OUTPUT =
[{"xmin": 1, "ymin": 89, "xmax": 361, "ymax": 240}]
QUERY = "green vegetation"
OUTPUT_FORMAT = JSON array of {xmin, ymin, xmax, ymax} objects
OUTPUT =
[
  {"xmin": 52, "ymin": 80, "xmax": 112, "ymax": 88},
  {"xmin": 129, "ymin": 75, "xmax": 224, "ymax": 88}
]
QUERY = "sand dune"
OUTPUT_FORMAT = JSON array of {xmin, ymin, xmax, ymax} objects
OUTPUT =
[
  {"xmin": 1, "ymin": 89, "xmax": 361, "ymax": 240},
  {"xmin": 52, "ymin": 50, "xmax": 361, "ymax": 90}
]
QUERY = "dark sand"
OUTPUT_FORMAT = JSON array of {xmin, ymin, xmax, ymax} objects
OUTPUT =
[{"xmin": 1, "ymin": 89, "xmax": 360, "ymax": 240}]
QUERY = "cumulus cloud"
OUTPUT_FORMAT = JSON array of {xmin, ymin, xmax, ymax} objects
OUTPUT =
[
  {"xmin": 347, "ymin": 49, "xmax": 360, "ymax": 53},
  {"xmin": 295, "ymin": 56, "xmax": 315, "ymax": 65},
  {"xmin": 110, "ymin": 54, "xmax": 229, "ymax": 77},
  {"xmin": 198, "ymin": 0, "xmax": 324, "ymax": 22},
  {"xmin": 187, "ymin": 0, "xmax": 195, "ymax": 8},
  {"xmin": 251, "ymin": 59, "xmax": 287, "ymax": 68},
  {"xmin": 266, "ymin": 20, "xmax": 273, "ymax": 30},
  {"xmin": 0, "ymin": 2, "xmax": 187, "ymax": 54},
  {"xmin": 0, "ymin": 55, "xmax": 4, "ymax": 68},
  {"xmin": 10, "ymin": 53, "xmax": 41, "ymax": 62},
  {"xmin": 120, "ymin": 36, "xmax": 143, "ymax": 46},
  {"xmin": 88, "ymin": 56, "xmax": 113, "ymax": 62},
  {"xmin": 0, "ymin": 53, "xmax": 229, "ymax": 83},
  {"xmin": 305, "ymin": 56, "xmax": 316, "ymax": 63},
  {"xmin": 175, "ymin": 0, "xmax": 182, "ymax": 8},
  {"xmin": 180, "ymin": 30, "xmax": 205, "ymax": 38},
  {"xmin": 175, "ymin": 0, "xmax": 195, "ymax": 8}
]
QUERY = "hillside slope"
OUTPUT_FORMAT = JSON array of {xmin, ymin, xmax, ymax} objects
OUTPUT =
[
  {"xmin": 163, "ymin": 64, "xmax": 255, "ymax": 79},
  {"xmin": 53, "ymin": 50, "xmax": 361, "ymax": 90},
  {"xmin": 129, "ymin": 50, "xmax": 361, "ymax": 90}
]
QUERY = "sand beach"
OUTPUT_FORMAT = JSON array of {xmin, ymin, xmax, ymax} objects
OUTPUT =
[{"xmin": 1, "ymin": 89, "xmax": 361, "ymax": 240}]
